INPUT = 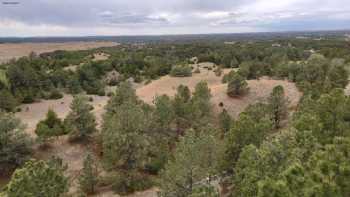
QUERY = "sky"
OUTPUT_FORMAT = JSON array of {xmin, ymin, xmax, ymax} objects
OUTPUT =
[{"xmin": 0, "ymin": 0, "xmax": 350, "ymax": 37}]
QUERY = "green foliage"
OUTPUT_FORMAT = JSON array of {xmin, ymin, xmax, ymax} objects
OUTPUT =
[
  {"xmin": 35, "ymin": 109, "xmax": 65, "ymax": 145},
  {"xmin": 293, "ymin": 89, "xmax": 350, "ymax": 144},
  {"xmin": 173, "ymin": 85, "xmax": 192, "ymax": 133},
  {"xmin": 5, "ymin": 159, "xmax": 68, "ymax": 197},
  {"xmin": 65, "ymin": 95, "xmax": 97, "ymax": 141},
  {"xmin": 48, "ymin": 89, "xmax": 63, "ymax": 100},
  {"xmin": 222, "ymin": 70, "xmax": 236, "ymax": 83},
  {"xmin": 170, "ymin": 65, "xmax": 192, "ymax": 77},
  {"xmin": 159, "ymin": 129, "xmax": 223, "ymax": 197},
  {"xmin": 268, "ymin": 85, "xmax": 289, "ymax": 128},
  {"xmin": 152, "ymin": 95, "xmax": 175, "ymax": 131},
  {"xmin": 190, "ymin": 81, "xmax": 212, "ymax": 121},
  {"xmin": 0, "ymin": 113, "xmax": 31, "ymax": 174},
  {"xmin": 79, "ymin": 152, "xmax": 98, "ymax": 194},
  {"xmin": 189, "ymin": 185, "xmax": 220, "ymax": 197},
  {"xmin": 233, "ymin": 129, "xmax": 320, "ymax": 197},
  {"xmin": 102, "ymin": 101, "xmax": 149, "ymax": 170},
  {"xmin": 227, "ymin": 73, "xmax": 249, "ymax": 97},
  {"xmin": 244, "ymin": 136, "xmax": 350, "ymax": 197},
  {"xmin": 105, "ymin": 82, "xmax": 138, "ymax": 115},
  {"xmin": 0, "ymin": 89, "xmax": 17, "ymax": 112},
  {"xmin": 224, "ymin": 111, "xmax": 272, "ymax": 169},
  {"xmin": 0, "ymin": 69, "xmax": 9, "ymax": 89},
  {"xmin": 218, "ymin": 109, "xmax": 232, "ymax": 134},
  {"xmin": 111, "ymin": 170, "xmax": 153, "ymax": 195}
]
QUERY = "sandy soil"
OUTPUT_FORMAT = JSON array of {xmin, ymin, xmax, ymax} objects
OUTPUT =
[
  {"xmin": 137, "ymin": 64, "xmax": 301, "ymax": 117},
  {"xmin": 0, "ymin": 41, "xmax": 118, "ymax": 64},
  {"xmin": 210, "ymin": 77, "xmax": 301, "ymax": 117},
  {"xmin": 137, "ymin": 63, "xmax": 231, "ymax": 104},
  {"xmin": 12, "ymin": 62, "xmax": 301, "ymax": 197},
  {"xmin": 15, "ymin": 94, "xmax": 109, "ymax": 137},
  {"xmin": 93, "ymin": 52, "xmax": 110, "ymax": 61}
]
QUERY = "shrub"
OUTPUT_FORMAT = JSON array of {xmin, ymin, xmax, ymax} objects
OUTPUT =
[
  {"xmin": 111, "ymin": 171, "xmax": 153, "ymax": 195},
  {"xmin": 193, "ymin": 67, "xmax": 201, "ymax": 73},
  {"xmin": 0, "ymin": 89, "xmax": 17, "ymax": 112},
  {"xmin": 5, "ymin": 159, "xmax": 68, "ymax": 197},
  {"xmin": 170, "ymin": 65, "xmax": 192, "ymax": 77},
  {"xmin": 227, "ymin": 73, "xmax": 249, "ymax": 97},
  {"xmin": 79, "ymin": 153, "xmax": 98, "ymax": 194},
  {"xmin": 65, "ymin": 96, "xmax": 97, "ymax": 141},
  {"xmin": 0, "ymin": 113, "xmax": 32, "ymax": 174},
  {"xmin": 49, "ymin": 89, "xmax": 64, "ymax": 100},
  {"xmin": 222, "ymin": 70, "xmax": 236, "ymax": 83},
  {"xmin": 35, "ymin": 109, "xmax": 65, "ymax": 146}
]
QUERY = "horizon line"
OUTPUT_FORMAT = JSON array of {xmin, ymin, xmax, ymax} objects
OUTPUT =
[{"xmin": 1, "ymin": 28, "xmax": 350, "ymax": 39}]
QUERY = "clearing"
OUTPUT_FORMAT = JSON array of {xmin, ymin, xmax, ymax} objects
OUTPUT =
[
  {"xmin": 137, "ymin": 63, "xmax": 301, "ymax": 117},
  {"xmin": 0, "ymin": 41, "xmax": 118, "ymax": 64},
  {"xmin": 12, "ymin": 62, "xmax": 301, "ymax": 196}
]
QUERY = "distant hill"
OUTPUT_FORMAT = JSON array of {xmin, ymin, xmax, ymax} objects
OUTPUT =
[{"xmin": 1, "ymin": 30, "xmax": 350, "ymax": 44}]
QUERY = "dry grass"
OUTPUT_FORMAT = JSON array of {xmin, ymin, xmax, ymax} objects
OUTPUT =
[
  {"xmin": 137, "ymin": 62, "xmax": 231, "ymax": 104},
  {"xmin": 12, "ymin": 62, "xmax": 301, "ymax": 197},
  {"xmin": 15, "ymin": 94, "xmax": 109, "ymax": 137},
  {"xmin": 0, "ymin": 41, "xmax": 118, "ymax": 64},
  {"xmin": 137, "ymin": 64, "xmax": 301, "ymax": 118},
  {"xmin": 93, "ymin": 52, "xmax": 110, "ymax": 61},
  {"xmin": 211, "ymin": 77, "xmax": 301, "ymax": 117}
]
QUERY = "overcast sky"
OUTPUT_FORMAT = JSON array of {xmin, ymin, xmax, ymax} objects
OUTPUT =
[{"xmin": 0, "ymin": 0, "xmax": 350, "ymax": 37}]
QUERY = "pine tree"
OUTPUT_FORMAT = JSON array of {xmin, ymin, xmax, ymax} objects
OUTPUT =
[
  {"xmin": 6, "ymin": 159, "xmax": 68, "ymax": 197},
  {"xmin": 268, "ymin": 85, "xmax": 289, "ymax": 128},
  {"xmin": 218, "ymin": 109, "xmax": 232, "ymax": 134},
  {"xmin": 79, "ymin": 152, "xmax": 98, "ymax": 194},
  {"xmin": 0, "ymin": 112, "xmax": 32, "ymax": 174},
  {"xmin": 35, "ymin": 109, "xmax": 64, "ymax": 145},
  {"xmin": 227, "ymin": 73, "xmax": 248, "ymax": 97},
  {"xmin": 65, "ymin": 95, "xmax": 97, "ymax": 141},
  {"xmin": 159, "ymin": 129, "xmax": 222, "ymax": 196}
]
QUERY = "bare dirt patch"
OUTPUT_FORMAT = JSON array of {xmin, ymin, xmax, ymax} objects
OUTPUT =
[
  {"xmin": 0, "ymin": 41, "xmax": 118, "ymax": 64},
  {"xmin": 93, "ymin": 52, "xmax": 110, "ymax": 61},
  {"xmin": 11, "ymin": 63, "xmax": 301, "ymax": 196},
  {"xmin": 137, "ymin": 63, "xmax": 231, "ymax": 104},
  {"xmin": 15, "ymin": 94, "xmax": 109, "ymax": 137},
  {"xmin": 137, "ymin": 68, "xmax": 301, "ymax": 118},
  {"xmin": 211, "ymin": 77, "xmax": 301, "ymax": 117}
]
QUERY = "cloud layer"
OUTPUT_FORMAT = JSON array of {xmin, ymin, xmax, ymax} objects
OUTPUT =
[{"xmin": 0, "ymin": 0, "xmax": 349, "ymax": 36}]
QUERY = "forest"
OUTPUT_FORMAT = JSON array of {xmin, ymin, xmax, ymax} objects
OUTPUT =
[{"xmin": 0, "ymin": 37, "xmax": 350, "ymax": 197}]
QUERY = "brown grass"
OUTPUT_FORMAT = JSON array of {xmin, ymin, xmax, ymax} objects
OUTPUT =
[
  {"xmin": 137, "ymin": 64, "xmax": 301, "ymax": 118},
  {"xmin": 0, "ymin": 41, "xmax": 118, "ymax": 64},
  {"xmin": 12, "ymin": 62, "xmax": 301, "ymax": 197}
]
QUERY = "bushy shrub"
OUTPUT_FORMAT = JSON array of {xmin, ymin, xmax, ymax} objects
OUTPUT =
[
  {"xmin": 222, "ymin": 70, "xmax": 236, "ymax": 83},
  {"xmin": 227, "ymin": 73, "xmax": 249, "ymax": 97},
  {"xmin": 0, "ymin": 113, "xmax": 32, "ymax": 174},
  {"xmin": 49, "ymin": 89, "xmax": 64, "ymax": 100},
  {"xmin": 0, "ymin": 89, "xmax": 17, "ymax": 112},
  {"xmin": 35, "ymin": 109, "xmax": 65, "ymax": 146},
  {"xmin": 111, "ymin": 171, "xmax": 153, "ymax": 195},
  {"xmin": 193, "ymin": 67, "xmax": 201, "ymax": 73},
  {"xmin": 170, "ymin": 65, "xmax": 192, "ymax": 77}
]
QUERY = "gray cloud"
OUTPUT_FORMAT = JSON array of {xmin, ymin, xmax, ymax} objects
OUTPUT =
[{"xmin": 0, "ymin": 0, "xmax": 349, "ymax": 36}]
